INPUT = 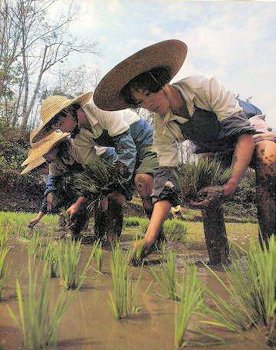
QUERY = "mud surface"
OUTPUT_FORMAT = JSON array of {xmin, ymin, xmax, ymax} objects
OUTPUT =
[{"xmin": 0, "ymin": 224, "xmax": 272, "ymax": 350}]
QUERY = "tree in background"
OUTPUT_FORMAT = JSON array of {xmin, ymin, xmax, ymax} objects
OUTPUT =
[{"xmin": 0, "ymin": 0, "xmax": 99, "ymax": 130}]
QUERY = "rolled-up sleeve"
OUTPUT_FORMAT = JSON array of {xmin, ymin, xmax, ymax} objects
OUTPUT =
[{"xmin": 219, "ymin": 112, "xmax": 256, "ymax": 138}]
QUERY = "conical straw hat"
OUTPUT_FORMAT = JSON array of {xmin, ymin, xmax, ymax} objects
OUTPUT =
[
  {"xmin": 94, "ymin": 39, "xmax": 187, "ymax": 111},
  {"xmin": 21, "ymin": 130, "xmax": 70, "ymax": 166},
  {"xmin": 31, "ymin": 91, "xmax": 92, "ymax": 143},
  {"xmin": 20, "ymin": 157, "xmax": 46, "ymax": 175}
]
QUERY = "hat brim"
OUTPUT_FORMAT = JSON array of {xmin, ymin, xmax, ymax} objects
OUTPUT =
[
  {"xmin": 94, "ymin": 39, "xmax": 187, "ymax": 111},
  {"xmin": 21, "ymin": 157, "xmax": 46, "ymax": 175},
  {"xmin": 32, "ymin": 91, "xmax": 93, "ymax": 143},
  {"xmin": 22, "ymin": 132, "xmax": 70, "ymax": 166}
]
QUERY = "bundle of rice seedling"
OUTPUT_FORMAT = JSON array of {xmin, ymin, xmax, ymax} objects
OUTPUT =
[
  {"xmin": 72, "ymin": 158, "xmax": 129, "ymax": 209},
  {"xmin": 177, "ymin": 158, "xmax": 231, "ymax": 203}
]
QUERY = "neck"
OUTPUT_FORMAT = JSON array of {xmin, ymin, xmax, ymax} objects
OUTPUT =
[{"xmin": 164, "ymin": 85, "xmax": 188, "ymax": 117}]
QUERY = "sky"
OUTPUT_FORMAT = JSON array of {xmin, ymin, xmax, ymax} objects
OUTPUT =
[{"xmin": 52, "ymin": 0, "xmax": 276, "ymax": 127}]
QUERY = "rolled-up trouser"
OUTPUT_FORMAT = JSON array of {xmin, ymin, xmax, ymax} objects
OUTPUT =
[{"xmin": 151, "ymin": 167, "xmax": 181, "ymax": 206}]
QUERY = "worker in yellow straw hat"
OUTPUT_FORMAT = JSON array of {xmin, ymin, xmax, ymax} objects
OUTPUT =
[
  {"xmin": 93, "ymin": 39, "xmax": 276, "ymax": 265},
  {"xmin": 21, "ymin": 130, "xmax": 90, "ymax": 239},
  {"xmin": 31, "ymin": 90, "xmax": 164, "ymax": 245}
]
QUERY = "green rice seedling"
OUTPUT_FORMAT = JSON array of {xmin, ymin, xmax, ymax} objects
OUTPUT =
[
  {"xmin": 72, "ymin": 158, "xmax": 132, "ymax": 211},
  {"xmin": 0, "ymin": 247, "xmax": 9, "ymax": 300},
  {"xmin": 109, "ymin": 244, "xmax": 141, "ymax": 319},
  {"xmin": 41, "ymin": 240, "xmax": 62, "ymax": 278},
  {"xmin": 177, "ymin": 158, "xmax": 231, "ymax": 202},
  {"xmin": 92, "ymin": 240, "xmax": 103, "ymax": 273},
  {"xmin": 123, "ymin": 216, "xmax": 142, "ymax": 227},
  {"xmin": 138, "ymin": 218, "xmax": 150, "ymax": 235},
  {"xmin": 8, "ymin": 257, "xmax": 75, "ymax": 350},
  {"xmin": 150, "ymin": 249, "xmax": 179, "ymax": 301},
  {"xmin": 0, "ymin": 230, "xmax": 8, "ymax": 247},
  {"xmin": 203, "ymin": 237, "xmax": 276, "ymax": 346},
  {"xmin": 27, "ymin": 230, "xmax": 43, "ymax": 257},
  {"xmin": 174, "ymin": 263, "xmax": 205, "ymax": 348},
  {"xmin": 58, "ymin": 240, "xmax": 95, "ymax": 290},
  {"xmin": 163, "ymin": 220, "xmax": 188, "ymax": 243}
]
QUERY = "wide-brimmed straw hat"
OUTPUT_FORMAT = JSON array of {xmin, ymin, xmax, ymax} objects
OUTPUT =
[
  {"xmin": 21, "ymin": 130, "xmax": 70, "ymax": 166},
  {"xmin": 20, "ymin": 157, "xmax": 46, "ymax": 175},
  {"xmin": 94, "ymin": 39, "xmax": 187, "ymax": 111},
  {"xmin": 31, "ymin": 92, "xmax": 92, "ymax": 143}
]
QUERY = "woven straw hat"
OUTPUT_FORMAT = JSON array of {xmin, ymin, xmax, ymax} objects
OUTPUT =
[
  {"xmin": 94, "ymin": 39, "xmax": 187, "ymax": 111},
  {"xmin": 31, "ymin": 92, "xmax": 92, "ymax": 143},
  {"xmin": 21, "ymin": 130, "xmax": 70, "ymax": 166},
  {"xmin": 20, "ymin": 157, "xmax": 46, "ymax": 175}
]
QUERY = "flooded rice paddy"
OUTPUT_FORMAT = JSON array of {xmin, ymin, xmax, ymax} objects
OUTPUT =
[{"xmin": 0, "ymin": 212, "xmax": 274, "ymax": 350}]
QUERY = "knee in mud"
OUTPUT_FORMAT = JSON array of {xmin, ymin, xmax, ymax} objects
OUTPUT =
[{"xmin": 134, "ymin": 173, "xmax": 153, "ymax": 198}]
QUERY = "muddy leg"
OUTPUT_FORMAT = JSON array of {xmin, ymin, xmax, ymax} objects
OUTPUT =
[
  {"xmin": 58, "ymin": 212, "xmax": 67, "ymax": 229},
  {"xmin": 68, "ymin": 208, "xmax": 88, "ymax": 240},
  {"xmin": 201, "ymin": 205, "xmax": 229, "ymax": 265},
  {"xmin": 94, "ymin": 202, "xmax": 107, "ymax": 241},
  {"xmin": 253, "ymin": 140, "xmax": 276, "ymax": 249},
  {"xmin": 105, "ymin": 197, "xmax": 124, "ymax": 244}
]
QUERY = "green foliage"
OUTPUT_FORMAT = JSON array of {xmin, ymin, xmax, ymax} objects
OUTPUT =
[
  {"xmin": 174, "ymin": 264, "xmax": 205, "ymax": 348},
  {"xmin": 0, "ymin": 247, "xmax": 9, "ymax": 300},
  {"xmin": 163, "ymin": 220, "xmax": 188, "ymax": 243},
  {"xmin": 41, "ymin": 241, "xmax": 62, "ymax": 278},
  {"xmin": 150, "ymin": 249, "xmax": 179, "ymax": 300},
  {"xmin": 123, "ymin": 217, "xmax": 142, "ymax": 227},
  {"xmin": 177, "ymin": 158, "xmax": 231, "ymax": 202},
  {"xmin": 203, "ymin": 237, "xmax": 276, "ymax": 346},
  {"xmin": 58, "ymin": 240, "xmax": 95, "ymax": 290},
  {"xmin": 7, "ymin": 257, "xmax": 75, "ymax": 350},
  {"xmin": 109, "ymin": 244, "xmax": 141, "ymax": 319},
  {"xmin": 0, "ymin": 230, "xmax": 8, "ymax": 248},
  {"xmin": 91, "ymin": 240, "xmax": 103, "ymax": 273},
  {"xmin": 72, "ymin": 158, "xmax": 129, "ymax": 208}
]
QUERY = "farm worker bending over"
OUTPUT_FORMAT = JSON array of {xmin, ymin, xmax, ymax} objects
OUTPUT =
[
  {"xmin": 31, "ymin": 92, "xmax": 161, "ymax": 243},
  {"xmin": 93, "ymin": 39, "xmax": 276, "ymax": 264},
  {"xmin": 21, "ymin": 131, "xmax": 89, "ymax": 239},
  {"xmin": 21, "ymin": 155, "xmax": 49, "ymax": 228}
]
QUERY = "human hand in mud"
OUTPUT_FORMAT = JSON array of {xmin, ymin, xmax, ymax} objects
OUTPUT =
[
  {"xmin": 28, "ymin": 216, "xmax": 40, "ymax": 228},
  {"xmin": 66, "ymin": 196, "xmax": 87, "ymax": 219},
  {"xmin": 130, "ymin": 239, "xmax": 153, "ymax": 266},
  {"xmin": 190, "ymin": 185, "xmax": 226, "ymax": 209}
]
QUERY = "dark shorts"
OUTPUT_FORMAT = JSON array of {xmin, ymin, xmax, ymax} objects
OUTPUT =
[{"xmin": 151, "ymin": 167, "xmax": 180, "ymax": 206}]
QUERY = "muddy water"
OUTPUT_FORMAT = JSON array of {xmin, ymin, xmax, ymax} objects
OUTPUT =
[{"xmin": 0, "ymin": 232, "xmax": 272, "ymax": 350}]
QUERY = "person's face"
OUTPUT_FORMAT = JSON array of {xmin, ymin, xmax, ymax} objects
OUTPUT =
[
  {"xmin": 76, "ymin": 108, "xmax": 87, "ymax": 127},
  {"xmin": 51, "ymin": 113, "xmax": 77, "ymax": 133},
  {"xmin": 131, "ymin": 88, "xmax": 170, "ymax": 115},
  {"xmin": 44, "ymin": 146, "xmax": 59, "ymax": 163},
  {"xmin": 31, "ymin": 162, "xmax": 49, "ymax": 176}
]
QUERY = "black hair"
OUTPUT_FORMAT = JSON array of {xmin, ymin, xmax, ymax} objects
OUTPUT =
[
  {"xmin": 120, "ymin": 67, "xmax": 171, "ymax": 108},
  {"xmin": 56, "ymin": 139, "xmax": 71, "ymax": 162},
  {"xmin": 45, "ymin": 102, "xmax": 82, "ymax": 132}
]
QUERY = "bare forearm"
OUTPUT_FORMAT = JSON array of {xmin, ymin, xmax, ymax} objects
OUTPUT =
[
  {"xmin": 144, "ymin": 200, "xmax": 172, "ymax": 245},
  {"xmin": 225, "ymin": 134, "xmax": 255, "ymax": 194}
]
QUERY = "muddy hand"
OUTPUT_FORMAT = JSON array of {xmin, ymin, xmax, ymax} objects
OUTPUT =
[
  {"xmin": 28, "ymin": 217, "xmax": 39, "ymax": 228},
  {"xmin": 190, "ymin": 185, "xmax": 226, "ymax": 209},
  {"xmin": 130, "ymin": 239, "xmax": 153, "ymax": 266}
]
